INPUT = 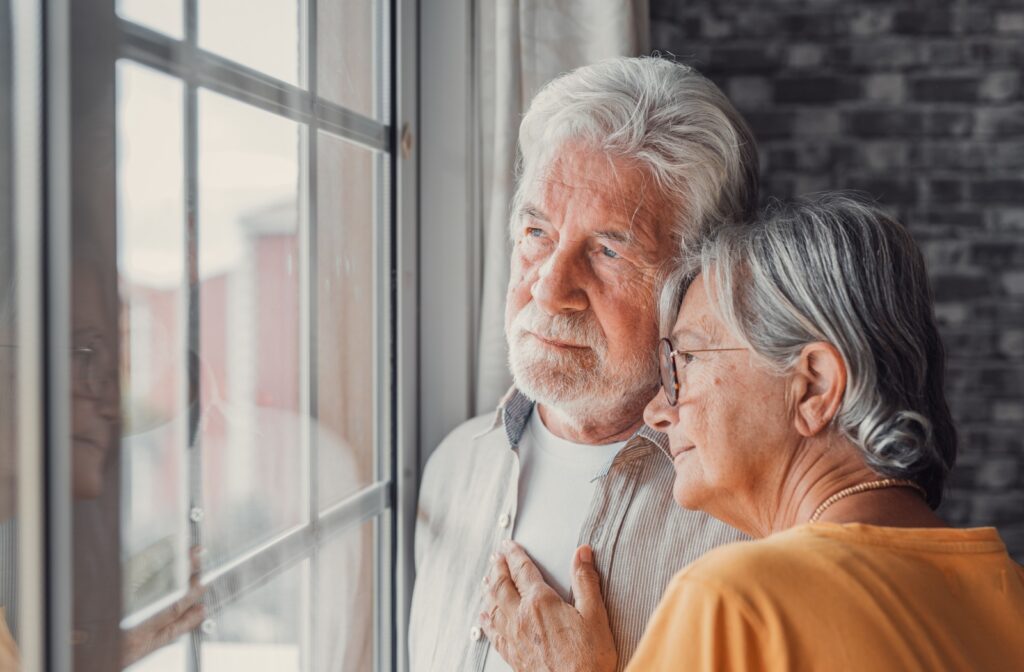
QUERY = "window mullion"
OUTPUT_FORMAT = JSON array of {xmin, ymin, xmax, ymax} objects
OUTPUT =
[
  {"xmin": 303, "ymin": 0, "xmax": 320, "ymax": 669},
  {"xmin": 117, "ymin": 19, "xmax": 391, "ymax": 153},
  {"xmin": 183, "ymin": 0, "xmax": 202, "ymax": 670}
]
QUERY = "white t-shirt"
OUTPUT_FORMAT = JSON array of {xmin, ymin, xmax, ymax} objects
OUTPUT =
[{"xmin": 483, "ymin": 408, "xmax": 626, "ymax": 672}]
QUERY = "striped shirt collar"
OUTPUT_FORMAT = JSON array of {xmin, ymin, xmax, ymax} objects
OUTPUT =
[{"xmin": 475, "ymin": 387, "xmax": 672, "ymax": 476}]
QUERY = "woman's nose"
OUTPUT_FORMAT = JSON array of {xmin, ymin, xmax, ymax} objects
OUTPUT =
[{"xmin": 643, "ymin": 387, "xmax": 675, "ymax": 431}]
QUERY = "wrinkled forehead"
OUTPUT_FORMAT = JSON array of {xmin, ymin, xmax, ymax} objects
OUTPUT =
[
  {"xmin": 669, "ymin": 275, "xmax": 726, "ymax": 347},
  {"xmin": 522, "ymin": 142, "xmax": 671, "ymax": 224}
]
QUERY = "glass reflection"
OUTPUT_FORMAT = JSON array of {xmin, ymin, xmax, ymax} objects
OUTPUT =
[
  {"xmin": 316, "ymin": 133, "xmax": 379, "ymax": 509},
  {"xmin": 202, "ymin": 562, "xmax": 305, "ymax": 671},
  {"xmin": 197, "ymin": 90, "xmax": 304, "ymax": 568},
  {"xmin": 116, "ymin": 61, "xmax": 207, "ymax": 670},
  {"xmin": 117, "ymin": 61, "xmax": 189, "ymax": 618}
]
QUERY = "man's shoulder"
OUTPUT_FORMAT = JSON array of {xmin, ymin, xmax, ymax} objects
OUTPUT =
[
  {"xmin": 430, "ymin": 411, "xmax": 500, "ymax": 458},
  {"xmin": 421, "ymin": 410, "xmax": 506, "ymax": 485}
]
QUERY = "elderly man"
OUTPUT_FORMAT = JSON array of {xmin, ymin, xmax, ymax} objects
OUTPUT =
[{"xmin": 409, "ymin": 57, "xmax": 760, "ymax": 672}]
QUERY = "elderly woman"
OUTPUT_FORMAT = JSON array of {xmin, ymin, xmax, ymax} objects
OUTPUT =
[{"xmin": 480, "ymin": 194, "xmax": 1024, "ymax": 671}]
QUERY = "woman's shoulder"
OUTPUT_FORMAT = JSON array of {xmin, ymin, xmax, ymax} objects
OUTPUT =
[
  {"xmin": 685, "ymin": 525, "xmax": 823, "ymax": 568},
  {"xmin": 670, "ymin": 525, "xmax": 842, "ymax": 599}
]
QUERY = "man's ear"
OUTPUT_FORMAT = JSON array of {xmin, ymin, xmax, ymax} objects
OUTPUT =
[{"xmin": 789, "ymin": 342, "xmax": 847, "ymax": 438}]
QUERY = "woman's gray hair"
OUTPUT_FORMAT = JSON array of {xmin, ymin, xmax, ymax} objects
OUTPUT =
[
  {"xmin": 512, "ymin": 57, "xmax": 760, "ymax": 251},
  {"xmin": 665, "ymin": 193, "xmax": 956, "ymax": 508}
]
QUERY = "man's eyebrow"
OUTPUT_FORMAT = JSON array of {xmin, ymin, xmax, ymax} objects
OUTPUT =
[
  {"xmin": 519, "ymin": 204, "xmax": 549, "ymax": 222},
  {"xmin": 594, "ymin": 229, "xmax": 636, "ymax": 245}
]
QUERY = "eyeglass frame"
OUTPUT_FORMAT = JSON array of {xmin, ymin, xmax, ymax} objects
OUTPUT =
[{"xmin": 658, "ymin": 337, "xmax": 747, "ymax": 406}]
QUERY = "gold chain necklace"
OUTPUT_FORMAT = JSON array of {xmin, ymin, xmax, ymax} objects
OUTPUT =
[{"xmin": 809, "ymin": 478, "xmax": 927, "ymax": 523}]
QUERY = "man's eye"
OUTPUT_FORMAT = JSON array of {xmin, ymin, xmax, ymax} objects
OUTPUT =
[
  {"xmin": 601, "ymin": 245, "xmax": 620, "ymax": 259},
  {"xmin": 680, "ymin": 352, "xmax": 696, "ymax": 365},
  {"xmin": 526, "ymin": 227, "xmax": 544, "ymax": 237}
]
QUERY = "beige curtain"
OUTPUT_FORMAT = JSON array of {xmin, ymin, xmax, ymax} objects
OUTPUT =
[{"xmin": 473, "ymin": 0, "xmax": 649, "ymax": 413}]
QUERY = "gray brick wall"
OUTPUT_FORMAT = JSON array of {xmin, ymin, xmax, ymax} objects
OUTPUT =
[{"xmin": 651, "ymin": 0, "xmax": 1024, "ymax": 560}]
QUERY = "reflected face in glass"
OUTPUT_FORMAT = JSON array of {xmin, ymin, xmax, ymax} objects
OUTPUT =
[
  {"xmin": 71, "ymin": 266, "xmax": 119, "ymax": 499},
  {"xmin": 505, "ymin": 142, "xmax": 673, "ymax": 415}
]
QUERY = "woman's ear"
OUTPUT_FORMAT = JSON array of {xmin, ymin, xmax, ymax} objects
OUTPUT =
[{"xmin": 789, "ymin": 342, "xmax": 847, "ymax": 438}]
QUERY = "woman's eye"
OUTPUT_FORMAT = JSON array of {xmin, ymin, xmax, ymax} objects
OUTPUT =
[
  {"xmin": 526, "ymin": 227, "xmax": 544, "ymax": 238},
  {"xmin": 600, "ymin": 245, "xmax": 620, "ymax": 259},
  {"xmin": 680, "ymin": 352, "xmax": 696, "ymax": 365}
]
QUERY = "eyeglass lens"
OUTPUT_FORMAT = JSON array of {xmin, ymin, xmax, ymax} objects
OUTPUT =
[{"xmin": 658, "ymin": 338, "xmax": 678, "ymax": 406}]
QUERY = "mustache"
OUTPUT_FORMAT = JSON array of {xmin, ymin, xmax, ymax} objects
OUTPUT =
[{"xmin": 511, "ymin": 303, "xmax": 605, "ymax": 351}]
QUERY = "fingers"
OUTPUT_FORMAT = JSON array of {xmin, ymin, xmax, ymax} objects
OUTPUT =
[
  {"xmin": 500, "ymin": 540, "xmax": 546, "ymax": 594},
  {"xmin": 140, "ymin": 549, "xmax": 208, "ymax": 633},
  {"xmin": 479, "ymin": 610, "xmax": 507, "ymax": 660},
  {"xmin": 121, "ymin": 546, "xmax": 208, "ymax": 666},
  {"xmin": 571, "ymin": 545, "xmax": 608, "ymax": 625},
  {"xmin": 143, "ymin": 584, "xmax": 206, "ymax": 634},
  {"xmin": 480, "ymin": 551, "xmax": 519, "ymax": 656},
  {"xmin": 123, "ymin": 588, "xmax": 207, "ymax": 666},
  {"xmin": 188, "ymin": 546, "xmax": 203, "ymax": 587},
  {"xmin": 479, "ymin": 585, "xmax": 506, "ymax": 659},
  {"xmin": 485, "ymin": 553, "xmax": 521, "ymax": 611},
  {"xmin": 161, "ymin": 601, "xmax": 205, "ymax": 643}
]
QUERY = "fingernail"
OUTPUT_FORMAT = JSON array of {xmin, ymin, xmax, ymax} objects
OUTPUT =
[
  {"xmin": 482, "ymin": 575, "xmax": 489, "ymax": 586},
  {"xmin": 580, "ymin": 546, "xmax": 592, "ymax": 564},
  {"xmin": 489, "ymin": 553, "xmax": 498, "ymax": 562}
]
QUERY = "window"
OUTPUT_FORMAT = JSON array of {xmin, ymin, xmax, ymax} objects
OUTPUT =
[{"xmin": 1, "ymin": 0, "xmax": 418, "ymax": 669}]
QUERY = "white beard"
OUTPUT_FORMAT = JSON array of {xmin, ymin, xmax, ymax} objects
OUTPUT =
[{"xmin": 506, "ymin": 302, "xmax": 658, "ymax": 420}]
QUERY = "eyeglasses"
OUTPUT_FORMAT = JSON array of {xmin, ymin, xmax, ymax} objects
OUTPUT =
[{"xmin": 658, "ymin": 338, "xmax": 747, "ymax": 406}]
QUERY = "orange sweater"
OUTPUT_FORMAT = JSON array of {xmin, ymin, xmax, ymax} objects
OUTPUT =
[{"xmin": 627, "ymin": 523, "xmax": 1024, "ymax": 672}]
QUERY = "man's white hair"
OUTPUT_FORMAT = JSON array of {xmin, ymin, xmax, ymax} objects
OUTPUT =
[{"xmin": 512, "ymin": 56, "xmax": 760, "ymax": 254}]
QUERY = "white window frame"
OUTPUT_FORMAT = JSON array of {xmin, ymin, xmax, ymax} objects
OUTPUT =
[
  {"xmin": 23, "ymin": 0, "xmax": 421, "ymax": 668},
  {"xmin": 418, "ymin": 0, "xmax": 480, "ymax": 462}
]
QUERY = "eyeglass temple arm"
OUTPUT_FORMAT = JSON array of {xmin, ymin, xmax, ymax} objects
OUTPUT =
[{"xmin": 670, "ymin": 347, "xmax": 747, "ymax": 356}]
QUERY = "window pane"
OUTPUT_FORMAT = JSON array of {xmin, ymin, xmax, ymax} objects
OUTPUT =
[
  {"xmin": 198, "ymin": 90, "xmax": 305, "ymax": 567},
  {"xmin": 316, "ymin": 133, "xmax": 379, "ymax": 510},
  {"xmin": 116, "ymin": 61, "xmax": 190, "ymax": 617},
  {"xmin": 199, "ymin": 0, "xmax": 300, "ymax": 86},
  {"xmin": 317, "ymin": 0, "xmax": 389, "ymax": 121},
  {"xmin": 117, "ymin": 0, "xmax": 184, "ymax": 40},
  {"xmin": 317, "ymin": 519, "xmax": 375, "ymax": 671},
  {"xmin": 202, "ymin": 562, "xmax": 306, "ymax": 671}
]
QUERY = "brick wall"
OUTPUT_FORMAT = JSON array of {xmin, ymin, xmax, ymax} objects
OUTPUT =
[{"xmin": 651, "ymin": 0, "xmax": 1024, "ymax": 560}]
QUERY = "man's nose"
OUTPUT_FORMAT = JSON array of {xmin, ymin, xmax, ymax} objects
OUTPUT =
[
  {"xmin": 643, "ymin": 388, "xmax": 675, "ymax": 431},
  {"xmin": 530, "ymin": 249, "xmax": 588, "ymax": 315}
]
